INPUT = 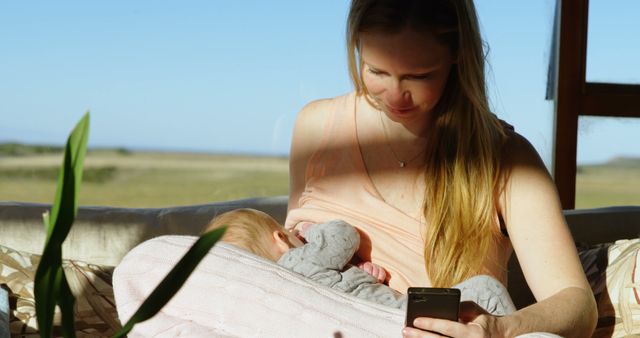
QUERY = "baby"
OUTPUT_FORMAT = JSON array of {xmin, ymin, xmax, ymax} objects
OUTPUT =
[{"xmin": 204, "ymin": 208, "xmax": 515, "ymax": 314}]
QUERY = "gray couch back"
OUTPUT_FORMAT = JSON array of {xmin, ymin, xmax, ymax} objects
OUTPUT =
[
  {"xmin": 0, "ymin": 196, "xmax": 288, "ymax": 266},
  {"xmin": 1, "ymin": 197, "xmax": 638, "ymax": 309}
]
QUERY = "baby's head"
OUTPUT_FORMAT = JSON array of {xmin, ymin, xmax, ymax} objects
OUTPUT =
[{"xmin": 203, "ymin": 208, "xmax": 304, "ymax": 261}]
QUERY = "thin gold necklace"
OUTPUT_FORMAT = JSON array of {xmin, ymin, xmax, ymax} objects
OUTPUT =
[{"xmin": 378, "ymin": 111, "xmax": 426, "ymax": 168}]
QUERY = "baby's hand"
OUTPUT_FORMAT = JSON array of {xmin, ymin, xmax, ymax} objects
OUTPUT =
[{"xmin": 357, "ymin": 261, "xmax": 387, "ymax": 284}]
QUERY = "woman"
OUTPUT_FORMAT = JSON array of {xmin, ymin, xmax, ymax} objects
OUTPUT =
[{"xmin": 286, "ymin": 0, "xmax": 597, "ymax": 337}]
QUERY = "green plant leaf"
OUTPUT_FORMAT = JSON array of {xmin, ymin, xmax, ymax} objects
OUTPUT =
[
  {"xmin": 34, "ymin": 112, "xmax": 89, "ymax": 338},
  {"xmin": 113, "ymin": 226, "xmax": 226, "ymax": 338},
  {"xmin": 32, "ymin": 111, "xmax": 226, "ymax": 338},
  {"xmin": 45, "ymin": 113, "xmax": 89, "ymax": 242},
  {"xmin": 58, "ymin": 272, "xmax": 76, "ymax": 337}
]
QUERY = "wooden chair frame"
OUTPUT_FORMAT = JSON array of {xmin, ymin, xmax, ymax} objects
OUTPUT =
[{"xmin": 554, "ymin": 0, "xmax": 640, "ymax": 209}]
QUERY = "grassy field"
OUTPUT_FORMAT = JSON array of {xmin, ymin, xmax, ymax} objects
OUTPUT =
[
  {"xmin": 0, "ymin": 150, "xmax": 289, "ymax": 208},
  {"xmin": 0, "ymin": 145, "xmax": 638, "ymax": 209},
  {"xmin": 575, "ymin": 158, "xmax": 640, "ymax": 208}
]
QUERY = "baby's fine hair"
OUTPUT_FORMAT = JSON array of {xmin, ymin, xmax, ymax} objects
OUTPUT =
[{"xmin": 203, "ymin": 208, "xmax": 282, "ymax": 261}]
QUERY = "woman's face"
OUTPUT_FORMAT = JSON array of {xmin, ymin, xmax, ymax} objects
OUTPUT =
[{"xmin": 360, "ymin": 28, "xmax": 455, "ymax": 128}]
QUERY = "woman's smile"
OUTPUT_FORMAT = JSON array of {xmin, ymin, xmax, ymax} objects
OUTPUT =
[{"xmin": 384, "ymin": 104, "xmax": 416, "ymax": 118}]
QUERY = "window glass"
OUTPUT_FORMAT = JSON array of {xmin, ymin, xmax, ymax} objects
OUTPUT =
[
  {"xmin": 0, "ymin": 2, "xmax": 351, "ymax": 207},
  {"xmin": 576, "ymin": 116, "xmax": 640, "ymax": 208},
  {"xmin": 475, "ymin": 1, "xmax": 557, "ymax": 170},
  {"xmin": 587, "ymin": 0, "xmax": 640, "ymax": 84},
  {"xmin": 0, "ymin": 2, "xmax": 569, "ymax": 206}
]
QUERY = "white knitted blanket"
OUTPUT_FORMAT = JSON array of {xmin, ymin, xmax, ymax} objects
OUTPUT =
[
  {"xmin": 113, "ymin": 236, "xmax": 565, "ymax": 338},
  {"xmin": 113, "ymin": 236, "xmax": 404, "ymax": 337}
]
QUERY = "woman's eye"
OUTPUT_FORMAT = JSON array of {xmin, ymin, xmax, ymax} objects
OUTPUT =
[
  {"xmin": 367, "ymin": 68, "xmax": 385, "ymax": 76},
  {"xmin": 408, "ymin": 73, "xmax": 432, "ymax": 80}
]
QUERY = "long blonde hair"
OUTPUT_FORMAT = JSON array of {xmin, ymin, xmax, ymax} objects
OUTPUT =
[
  {"xmin": 203, "ymin": 208, "xmax": 283, "ymax": 261},
  {"xmin": 347, "ymin": 0, "xmax": 509, "ymax": 287}
]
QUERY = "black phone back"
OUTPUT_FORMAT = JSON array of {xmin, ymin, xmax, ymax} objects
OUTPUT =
[{"xmin": 405, "ymin": 287, "xmax": 460, "ymax": 328}]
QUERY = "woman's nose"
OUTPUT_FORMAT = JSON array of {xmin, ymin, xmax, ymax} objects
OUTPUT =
[{"xmin": 385, "ymin": 83, "xmax": 412, "ymax": 108}]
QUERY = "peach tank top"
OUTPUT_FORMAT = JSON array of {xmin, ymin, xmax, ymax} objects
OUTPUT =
[{"xmin": 286, "ymin": 92, "xmax": 430, "ymax": 292}]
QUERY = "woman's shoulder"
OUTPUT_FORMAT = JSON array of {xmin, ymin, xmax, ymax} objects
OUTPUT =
[
  {"xmin": 296, "ymin": 98, "xmax": 333, "ymax": 126},
  {"xmin": 290, "ymin": 92, "xmax": 356, "ymax": 174},
  {"xmin": 501, "ymin": 130, "xmax": 544, "ymax": 168},
  {"xmin": 296, "ymin": 92, "xmax": 354, "ymax": 122},
  {"xmin": 497, "ymin": 129, "xmax": 564, "ymax": 232},
  {"xmin": 293, "ymin": 92, "xmax": 355, "ymax": 141},
  {"xmin": 498, "ymin": 130, "xmax": 555, "ymax": 206}
]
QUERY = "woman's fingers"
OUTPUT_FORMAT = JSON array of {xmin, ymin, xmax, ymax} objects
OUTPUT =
[
  {"xmin": 402, "ymin": 317, "xmax": 489, "ymax": 338},
  {"xmin": 458, "ymin": 301, "xmax": 490, "ymax": 323},
  {"xmin": 412, "ymin": 318, "xmax": 457, "ymax": 337},
  {"xmin": 402, "ymin": 326, "xmax": 441, "ymax": 337}
]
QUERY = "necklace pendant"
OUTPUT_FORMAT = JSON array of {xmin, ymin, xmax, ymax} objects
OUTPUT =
[{"xmin": 399, "ymin": 161, "xmax": 406, "ymax": 168}]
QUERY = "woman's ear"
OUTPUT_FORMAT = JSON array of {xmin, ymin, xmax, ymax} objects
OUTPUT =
[{"xmin": 272, "ymin": 230, "xmax": 291, "ymax": 256}]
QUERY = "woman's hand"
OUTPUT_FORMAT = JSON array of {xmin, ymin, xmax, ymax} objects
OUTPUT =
[
  {"xmin": 402, "ymin": 319, "xmax": 489, "ymax": 338},
  {"xmin": 402, "ymin": 302, "xmax": 499, "ymax": 338},
  {"xmin": 357, "ymin": 261, "xmax": 387, "ymax": 283}
]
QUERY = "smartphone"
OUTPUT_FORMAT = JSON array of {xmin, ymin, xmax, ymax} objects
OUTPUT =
[{"xmin": 405, "ymin": 287, "xmax": 460, "ymax": 328}]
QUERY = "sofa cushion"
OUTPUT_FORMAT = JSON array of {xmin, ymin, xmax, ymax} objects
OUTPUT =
[
  {"xmin": 582, "ymin": 239, "xmax": 640, "ymax": 338},
  {"xmin": 0, "ymin": 244, "xmax": 120, "ymax": 336},
  {"xmin": 0, "ymin": 287, "xmax": 8, "ymax": 338}
]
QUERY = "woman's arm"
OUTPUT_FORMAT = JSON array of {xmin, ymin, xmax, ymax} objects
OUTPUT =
[
  {"xmin": 491, "ymin": 134, "xmax": 597, "ymax": 337},
  {"xmin": 288, "ymin": 98, "xmax": 332, "ymax": 212},
  {"xmin": 403, "ymin": 134, "xmax": 597, "ymax": 338}
]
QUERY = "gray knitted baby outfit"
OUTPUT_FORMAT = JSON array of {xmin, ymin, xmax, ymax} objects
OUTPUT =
[
  {"xmin": 278, "ymin": 220, "xmax": 406, "ymax": 308},
  {"xmin": 277, "ymin": 220, "xmax": 515, "ymax": 315}
]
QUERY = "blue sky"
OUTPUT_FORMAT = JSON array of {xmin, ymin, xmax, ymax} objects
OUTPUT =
[{"xmin": 1, "ymin": 0, "xmax": 638, "ymax": 166}]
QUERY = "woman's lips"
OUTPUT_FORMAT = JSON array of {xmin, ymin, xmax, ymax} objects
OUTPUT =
[{"xmin": 385, "ymin": 105, "xmax": 414, "ymax": 116}]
